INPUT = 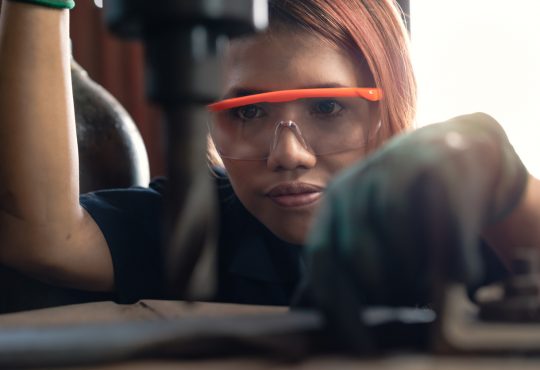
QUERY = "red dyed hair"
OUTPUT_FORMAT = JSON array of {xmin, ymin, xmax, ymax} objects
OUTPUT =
[
  {"xmin": 208, "ymin": 0, "xmax": 416, "ymax": 165},
  {"xmin": 268, "ymin": 0, "xmax": 417, "ymax": 146}
]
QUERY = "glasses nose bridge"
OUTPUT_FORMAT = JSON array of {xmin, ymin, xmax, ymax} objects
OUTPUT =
[{"xmin": 271, "ymin": 120, "xmax": 311, "ymax": 154}]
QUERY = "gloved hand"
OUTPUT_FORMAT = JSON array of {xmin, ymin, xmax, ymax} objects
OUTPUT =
[
  {"xmin": 294, "ymin": 113, "xmax": 528, "ymax": 348},
  {"xmin": 7, "ymin": 0, "xmax": 75, "ymax": 10}
]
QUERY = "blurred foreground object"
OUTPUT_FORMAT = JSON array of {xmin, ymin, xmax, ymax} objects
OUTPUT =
[
  {"xmin": 103, "ymin": 0, "xmax": 268, "ymax": 300},
  {"xmin": 478, "ymin": 248, "xmax": 540, "ymax": 322},
  {"xmin": 296, "ymin": 113, "xmax": 529, "ymax": 351}
]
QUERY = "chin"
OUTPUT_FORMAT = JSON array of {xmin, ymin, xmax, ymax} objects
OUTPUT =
[
  {"xmin": 279, "ymin": 233, "xmax": 306, "ymax": 245},
  {"xmin": 258, "ymin": 205, "xmax": 319, "ymax": 245},
  {"xmin": 267, "ymin": 221, "xmax": 310, "ymax": 245}
]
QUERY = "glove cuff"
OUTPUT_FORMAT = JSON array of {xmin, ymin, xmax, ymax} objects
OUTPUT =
[
  {"xmin": 469, "ymin": 113, "xmax": 530, "ymax": 224},
  {"xmin": 491, "ymin": 129, "xmax": 529, "ymax": 223},
  {"xmin": 8, "ymin": 0, "xmax": 75, "ymax": 10}
]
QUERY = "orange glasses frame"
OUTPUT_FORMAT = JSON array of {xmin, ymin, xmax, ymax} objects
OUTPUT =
[{"xmin": 207, "ymin": 87, "xmax": 383, "ymax": 112}]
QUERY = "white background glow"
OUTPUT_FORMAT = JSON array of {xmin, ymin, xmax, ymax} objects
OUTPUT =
[{"xmin": 411, "ymin": 0, "xmax": 540, "ymax": 177}]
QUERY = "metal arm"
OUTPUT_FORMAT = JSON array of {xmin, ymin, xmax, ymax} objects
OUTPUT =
[{"xmin": 103, "ymin": 0, "xmax": 268, "ymax": 299}]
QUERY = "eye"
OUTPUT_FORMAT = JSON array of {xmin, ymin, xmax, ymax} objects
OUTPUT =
[
  {"xmin": 312, "ymin": 99, "xmax": 344, "ymax": 115},
  {"xmin": 233, "ymin": 104, "xmax": 265, "ymax": 120}
]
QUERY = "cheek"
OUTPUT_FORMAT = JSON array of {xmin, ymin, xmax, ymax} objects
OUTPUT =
[
  {"xmin": 222, "ymin": 160, "xmax": 273, "ymax": 232},
  {"xmin": 325, "ymin": 149, "xmax": 367, "ymax": 175},
  {"xmin": 221, "ymin": 159, "xmax": 261, "ymax": 201}
]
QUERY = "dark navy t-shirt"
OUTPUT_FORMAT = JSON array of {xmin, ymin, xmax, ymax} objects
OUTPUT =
[
  {"xmin": 80, "ymin": 170, "xmax": 305, "ymax": 306},
  {"xmin": 80, "ymin": 170, "xmax": 508, "ymax": 306}
]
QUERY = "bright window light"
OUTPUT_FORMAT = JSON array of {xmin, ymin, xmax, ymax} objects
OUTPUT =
[{"xmin": 411, "ymin": 0, "xmax": 540, "ymax": 178}]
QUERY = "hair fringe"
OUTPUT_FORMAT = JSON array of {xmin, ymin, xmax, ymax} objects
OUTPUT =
[{"xmin": 207, "ymin": 0, "xmax": 417, "ymax": 164}]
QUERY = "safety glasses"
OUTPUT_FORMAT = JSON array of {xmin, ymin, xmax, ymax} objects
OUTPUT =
[
  {"xmin": 207, "ymin": 87, "xmax": 383, "ymax": 160},
  {"xmin": 208, "ymin": 87, "xmax": 382, "ymax": 112}
]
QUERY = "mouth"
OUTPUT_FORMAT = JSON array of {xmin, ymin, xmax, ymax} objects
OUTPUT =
[{"xmin": 266, "ymin": 182, "xmax": 324, "ymax": 208}]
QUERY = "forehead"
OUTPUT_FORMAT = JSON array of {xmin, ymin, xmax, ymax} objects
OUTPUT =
[{"xmin": 222, "ymin": 30, "xmax": 368, "ymax": 97}]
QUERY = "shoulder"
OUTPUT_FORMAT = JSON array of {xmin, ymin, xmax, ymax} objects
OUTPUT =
[
  {"xmin": 80, "ymin": 180, "xmax": 164, "ymax": 230},
  {"xmin": 79, "ymin": 168, "xmax": 233, "ymax": 223},
  {"xmin": 78, "ymin": 181, "xmax": 167, "ymax": 303}
]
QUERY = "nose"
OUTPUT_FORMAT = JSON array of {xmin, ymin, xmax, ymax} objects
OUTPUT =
[{"xmin": 267, "ymin": 121, "xmax": 317, "ymax": 171}]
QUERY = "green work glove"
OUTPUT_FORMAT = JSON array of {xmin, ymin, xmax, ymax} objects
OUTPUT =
[
  {"xmin": 295, "ymin": 113, "xmax": 528, "ymax": 349},
  {"xmin": 7, "ymin": 0, "xmax": 75, "ymax": 9}
]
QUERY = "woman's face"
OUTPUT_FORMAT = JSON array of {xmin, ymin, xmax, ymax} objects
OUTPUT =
[{"xmin": 219, "ymin": 29, "xmax": 379, "ymax": 244}]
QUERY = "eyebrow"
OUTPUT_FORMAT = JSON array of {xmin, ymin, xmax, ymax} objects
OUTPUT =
[{"xmin": 223, "ymin": 83, "xmax": 349, "ymax": 99}]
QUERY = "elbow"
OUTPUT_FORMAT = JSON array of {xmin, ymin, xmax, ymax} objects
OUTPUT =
[{"xmin": 0, "ymin": 212, "xmax": 70, "ymax": 281}]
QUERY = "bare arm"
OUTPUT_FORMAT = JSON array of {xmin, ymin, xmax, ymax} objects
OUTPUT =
[{"xmin": 0, "ymin": 1, "xmax": 113, "ymax": 291}]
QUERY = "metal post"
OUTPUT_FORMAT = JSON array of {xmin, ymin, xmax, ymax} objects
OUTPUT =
[{"xmin": 103, "ymin": 0, "xmax": 268, "ymax": 299}]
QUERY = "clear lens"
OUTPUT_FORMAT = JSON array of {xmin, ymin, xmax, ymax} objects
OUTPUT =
[{"xmin": 208, "ymin": 97, "xmax": 376, "ymax": 160}]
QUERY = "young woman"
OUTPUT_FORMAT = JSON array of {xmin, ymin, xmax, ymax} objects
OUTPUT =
[{"xmin": 0, "ymin": 0, "xmax": 539, "ymax": 308}]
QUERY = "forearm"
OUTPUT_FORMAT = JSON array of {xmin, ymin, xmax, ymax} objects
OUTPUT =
[
  {"xmin": 482, "ymin": 175, "xmax": 540, "ymax": 268},
  {"xmin": 0, "ymin": 2, "xmax": 81, "ymax": 264}
]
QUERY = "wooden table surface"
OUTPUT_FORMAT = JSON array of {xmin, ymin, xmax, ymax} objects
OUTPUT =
[
  {"xmin": 0, "ymin": 299, "xmax": 288, "ymax": 327},
  {"xmin": 1, "ymin": 300, "xmax": 540, "ymax": 369}
]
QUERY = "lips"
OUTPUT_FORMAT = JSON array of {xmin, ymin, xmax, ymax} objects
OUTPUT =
[{"xmin": 266, "ymin": 182, "xmax": 324, "ymax": 207}]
